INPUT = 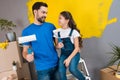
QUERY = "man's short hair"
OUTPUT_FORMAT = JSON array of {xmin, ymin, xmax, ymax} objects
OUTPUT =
[{"xmin": 32, "ymin": 2, "xmax": 48, "ymax": 14}]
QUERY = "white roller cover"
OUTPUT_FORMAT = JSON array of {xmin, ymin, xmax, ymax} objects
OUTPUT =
[{"xmin": 18, "ymin": 34, "xmax": 37, "ymax": 44}]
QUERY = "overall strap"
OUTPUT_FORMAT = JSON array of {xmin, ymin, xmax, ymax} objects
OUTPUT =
[
  {"xmin": 58, "ymin": 32, "xmax": 61, "ymax": 37},
  {"xmin": 69, "ymin": 29, "xmax": 73, "ymax": 36}
]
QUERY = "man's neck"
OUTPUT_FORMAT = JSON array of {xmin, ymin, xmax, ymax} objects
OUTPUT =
[{"xmin": 34, "ymin": 19, "xmax": 42, "ymax": 25}]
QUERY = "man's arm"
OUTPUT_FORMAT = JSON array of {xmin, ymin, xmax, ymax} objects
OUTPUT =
[{"xmin": 22, "ymin": 46, "xmax": 29, "ymax": 59}]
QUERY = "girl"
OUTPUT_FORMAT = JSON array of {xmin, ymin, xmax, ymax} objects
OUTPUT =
[{"xmin": 53, "ymin": 11, "xmax": 86, "ymax": 80}]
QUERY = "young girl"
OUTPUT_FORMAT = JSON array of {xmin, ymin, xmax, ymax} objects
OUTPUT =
[{"xmin": 53, "ymin": 11, "xmax": 86, "ymax": 80}]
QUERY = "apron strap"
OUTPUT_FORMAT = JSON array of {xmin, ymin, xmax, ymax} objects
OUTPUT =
[
  {"xmin": 69, "ymin": 29, "xmax": 73, "ymax": 36},
  {"xmin": 58, "ymin": 32, "xmax": 61, "ymax": 37}
]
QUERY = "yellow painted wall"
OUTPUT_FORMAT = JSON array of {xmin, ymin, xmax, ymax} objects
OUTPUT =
[{"xmin": 27, "ymin": 0, "xmax": 117, "ymax": 38}]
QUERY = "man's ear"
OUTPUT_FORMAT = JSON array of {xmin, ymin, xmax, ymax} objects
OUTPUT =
[{"xmin": 33, "ymin": 10, "xmax": 37, "ymax": 16}]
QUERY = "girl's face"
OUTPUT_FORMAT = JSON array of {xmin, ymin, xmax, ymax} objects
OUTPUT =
[{"xmin": 58, "ymin": 15, "xmax": 69, "ymax": 28}]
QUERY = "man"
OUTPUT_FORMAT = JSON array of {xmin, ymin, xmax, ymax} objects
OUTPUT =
[{"xmin": 22, "ymin": 2, "xmax": 59, "ymax": 80}]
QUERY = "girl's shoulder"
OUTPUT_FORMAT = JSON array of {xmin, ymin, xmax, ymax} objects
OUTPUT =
[
  {"xmin": 72, "ymin": 29, "xmax": 79, "ymax": 34},
  {"xmin": 72, "ymin": 29, "xmax": 81, "ymax": 37},
  {"xmin": 53, "ymin": 28, "xmax": 62, "ymax": 33},
  {"xmin": 53, "ymin": 28, "xmax": 62, "ymax": 38}
]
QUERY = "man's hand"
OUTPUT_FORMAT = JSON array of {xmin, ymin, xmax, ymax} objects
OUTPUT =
[
  {"xmin": 22, "ymin": 46, "xmax": 34, "ymax": 62},
  {"xmin": 25, "ymin": 53, "xmax": 34, "ymax": 62}
]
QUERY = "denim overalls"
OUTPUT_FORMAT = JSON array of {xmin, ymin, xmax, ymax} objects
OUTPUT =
[{"xmin": 58, "ymin": 29, "xmax": 85, "ymax": 80}]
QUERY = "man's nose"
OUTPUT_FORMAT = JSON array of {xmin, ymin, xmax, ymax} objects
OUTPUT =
[{"xmin": 44, "ymin": 13, "xmax": 47, "ymax": 17}]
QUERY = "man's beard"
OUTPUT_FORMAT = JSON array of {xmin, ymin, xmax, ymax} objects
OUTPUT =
[{"xmin": 37, "ymin": 16, "xmax": 46, "ymax": 23}]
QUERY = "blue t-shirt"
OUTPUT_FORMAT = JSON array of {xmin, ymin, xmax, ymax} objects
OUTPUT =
[{"xmin": 22, "ymin": 22, "xmax": 58, "ymax": 71}]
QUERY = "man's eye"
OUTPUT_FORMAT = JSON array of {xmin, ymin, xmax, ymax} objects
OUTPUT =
[{"xmin": 42, "ymin": 11, "xmax": 46, "ymax": 14}]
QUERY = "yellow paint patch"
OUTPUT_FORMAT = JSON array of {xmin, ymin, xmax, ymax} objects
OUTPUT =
[
  {"xmin": 0, "ymin": 40, "xmax": 8, "ymax": 50},
  {"xmin": 107, "ymin": 18, "xmax": 117, "ymax": 25},
  {"xmin": 26, "ymin": 0, "xmax": 117, "ymax": 38}
]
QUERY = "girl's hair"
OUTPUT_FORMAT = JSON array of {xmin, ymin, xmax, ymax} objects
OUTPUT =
[{"xmin": 60, "ymin": 11, "xmax": 83, "ymax": 48}]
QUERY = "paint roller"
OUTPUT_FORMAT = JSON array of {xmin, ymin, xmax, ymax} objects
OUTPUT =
[{"xmin": 18, "ymin": 34, "xmax": 37, "ymax": 54}]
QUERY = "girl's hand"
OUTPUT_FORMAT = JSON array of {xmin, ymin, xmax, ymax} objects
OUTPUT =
[
  {"xmin": 57, "ymin": 42, "xmax": 64, "ymax": 48},
  {"xmin": 64, "ymin": 58, "xmax": 71, "ymax": 68}
]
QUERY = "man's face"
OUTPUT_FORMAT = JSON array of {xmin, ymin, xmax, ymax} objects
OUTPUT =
[{"xmin": 34, "ymin": 6, "xmax": 48, "ymax": 23}]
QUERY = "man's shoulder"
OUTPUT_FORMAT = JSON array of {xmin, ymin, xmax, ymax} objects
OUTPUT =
[
  {"xmin": 22, "ymin": 24, "xmax": 33, "ymax": 32},
  {"xmin": 24, "ymin": 24, "xmax": 34, "ymax": 30},
  {"xmin": 45, "ymin": 22, "xmax": 55, "ymax": 26},
  {"xmin": 44, "ymin": 22, "xmax": 56, "ymax": 30}
]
